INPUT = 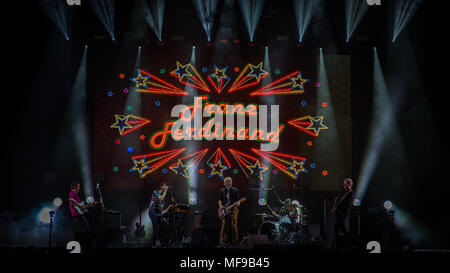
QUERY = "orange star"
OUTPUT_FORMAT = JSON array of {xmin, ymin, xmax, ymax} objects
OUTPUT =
[
  {"xmin": 139, "ymin": 135, "xmax": 145, "ymax": 140},
  {"xmin": 119, "ymin": 73, "xmax": 125, "ymax": 79},
  {"xmin": 307, "ymin": 141, "xmax": 313, "ymax": 146},
  {"xmin": 321, "ymin": 102, "xmax": 327, "ymax": 107},
  {"xmin": 322, "ymin": 170, "xmax": 328, "ymax": 176},
  {"xmin": 234, "ymin": 67, "xmax": 239, "ymax": 72}
]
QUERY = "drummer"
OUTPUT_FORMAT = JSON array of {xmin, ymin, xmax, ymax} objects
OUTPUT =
[{"xmin": 267, "ymin": 198, "xmax": 295, "ymax": 222}]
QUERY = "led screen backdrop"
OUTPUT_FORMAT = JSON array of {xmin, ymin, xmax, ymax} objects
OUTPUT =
[{"xmin": 93, "ymin": 53, "xmax": 350, "ymax": 195}]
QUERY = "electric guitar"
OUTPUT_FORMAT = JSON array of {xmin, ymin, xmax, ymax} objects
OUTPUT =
[
  {"xmin": 331, "ymin": 190, "xmax": 353, "ymax": 214},
  {"xmin": 72, "ymin": 201, "xmax": 98, "ymax": 215},
  {"xmin": 218, "ymin": 198, "xmax": 246, "ymax": 219}
]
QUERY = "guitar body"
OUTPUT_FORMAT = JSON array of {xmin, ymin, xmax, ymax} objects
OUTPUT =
[
  {"xmin": 134, "ymin": 223, "xmax": 146, "ymax": 238},
  {"xmin": 218, "ymin": 198, "xmax": 246, "ymax": 219}
]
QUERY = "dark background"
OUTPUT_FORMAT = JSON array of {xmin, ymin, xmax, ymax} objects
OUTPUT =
[{"xmin": 1, "ymin": 0, "xmax": 447, "ymax": 249}]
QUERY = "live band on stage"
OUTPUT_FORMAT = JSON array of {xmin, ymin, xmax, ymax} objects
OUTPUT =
[{"xmin": 68, "ymin": 176, "xmax": 355, "ymax": 251}]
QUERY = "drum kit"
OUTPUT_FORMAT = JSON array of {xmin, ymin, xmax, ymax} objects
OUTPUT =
[{"xmin": 256, "ymin": 204, "xmax": 311, "ymax": 244}]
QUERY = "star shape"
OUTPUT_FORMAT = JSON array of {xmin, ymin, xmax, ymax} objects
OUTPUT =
[
  {"xmin": 139, "ymin": 135, "xmax": 145, "ymax": 140},
  {"xmin": 123, "ymin": 88, "xmax": 129, "ymax": 93},
  {"xmin": 321, "ymin": 102, "xmax": 327, "ymax": 107},
  {"xmin": 162, "ymin": 168, "xmax": 168, "ymax": 174},
  {"xmin": 170, "ymin": 160, "xmax": 189, "ymax": 179},
  {"xmin": 112, "ymin": 166, "xmax": 119, "ymax": 172},
  {"xmin": 248, "ymin": 62, "xmax": 267, "ymax": 82},
  {"xmin": 306, "ymin": 116, "xmax": 328, "ymax": 136},
  {"xmin": 107, "ymin": 91, "xmax": 114, "ymax": 97},
  {"xmin": 210, "ymin": 66, "xmax": 229, "ymax": 84},
  {"xmin": 234, "ymin": 67, "xmax": 240, "ymax": 72},
  {"xmin": 130, "ymin": 158, "xmax": 149, "ymax": 176},
  {"xmin": 127, "ymin": 105, "xmax": 133, "ymax": 111},
  {"xmin": 233, "ymin": 168, "xmax": 239, "ymax": 174},
  {"xmin": 131, "ymin": 70, "xmax": 150, "ymax": 88},
  {"xmin": 274, "ymin": 69, "xmax": 281, "ymax": 75},
  {"xmin": 119, "ymin": 74, "xmax": 125, "ymax": 79},
  {"xmin": 199, "ymin": 168, "xmax": 204, "ymax": 174},
  {"xmin": 306, "ymin": 141, "xmax": 313, "ymax": 146},
  {"xmin": 155, "ymin": 101, "xmax": 161, "ymax": 106},
  {"xmin": 160, "ymin": 68, "xmax": 166, "ymax": 74},
  {"xmin": 114, "ymin": 138, "xmax": 121, "ymax": 144},
  {"xmin": 171, "ymin": 62, "xmax": 192, "ymax": 81},
  {"xmin": 110, "ymin": 115, "xmax": 132, "ymax": 134},
  {"xmin": 289, "ymin": 71, "xmax": 309, "ymax": 90},
  {"xmin": 287, "ymin": 158, "xmax": 307, "ymax": 178},
  {"xmin": 310, "ymin": 163, "xmax": 316, "ymax": 169},
  {"xmin": 301, "ymin": 100, "xmax": 307, "ymax": 107},
  {"xmin": 127, "ymin": 146, "xmax": 134, "ymax": 153},
  {"xmin": 207, "ymin": 158, "xmax": 230, "ymax": 180},
  {"xmin": 248, "ymin": 160, "xmax": 267, "ymax": 181},
  {"xmin": 315, "ymin": 82, "xmax": 321, "ymax": 87},
  {"xmin": 201, "ymin": 67, "xmax": 208, "ymax": 73},
  {"xmin": 322, "ymin": 170, "xmax": 328, "ymax": 176},
  {"xmin": 272, "ymin": 169, "xmax": 278, "ymax": 175}
]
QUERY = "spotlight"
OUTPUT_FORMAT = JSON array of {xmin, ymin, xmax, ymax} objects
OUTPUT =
[
  {"xmin": 384, "ymin": 200, "xmax": 393, "ymax": 210},
  {"xmin": 189, "ymin": 192, "xmax": 197, "ymax": 205},
  {"xmin": 38, "ymin": 207, "xmax": 52, "ymax": 224},
  {"xmin": 53, "ymin": 198, "xmax": 62, "ymax": 207},
  {"xmin": 353, "ymin": 198, "xmax": 361, "ymax": 207},
  {"xmin": 86, "ymin": 196, "xmax": 95, "ymax": 204},
  {"xmin": 258, "ymin": 198, "xmax": 267, "ymax": 206}
]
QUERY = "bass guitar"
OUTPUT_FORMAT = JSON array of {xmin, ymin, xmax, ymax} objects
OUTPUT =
[{"xmin": 218, "ymin": 198, "xmax": 246, "ymax": 219}]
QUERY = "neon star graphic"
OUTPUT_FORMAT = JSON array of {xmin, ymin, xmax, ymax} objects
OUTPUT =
[
  {"xmin": 306, "ymin": 116, "xmax": 328, "ymax": 136},
  {"xmin": 274, "ymin": 69, "xmax": 281, "ymax": 75},
  {"xmin": 272, "ymin": 169, "xmax": 278, "ymax": 175},
  {"xmin": 234, "ymin": 67, "xmax": 239, "ymax": 72},
  {"xmin": 248, "ymin": 160, "xmax": 267, "ymax": 181},
  {"xmin": 110, "ymin": 115, "xmax": 132, "ymax": 134},
  {"xmin": 233, "ymin": 168, "xmax": 239, "ymax": 174},
  {"xmin": 119, "ymin": 74, "xmax": 125, "ymax": 79},
  {"xmin": 130, "ymin": 158, "xmax": 149, "ymax": 176},
  {"xmin": 210, "ymin": 66, "xmax": 229, "ymax": 84},
  {"xmin": 322, "ymin": 170, "xmax": 328, "ymax": 176},
  {"xmin": 107, "ymin": 91, "xmax": 114, "ymax": 97},
  {"xmin": 289, "ymin": 71, "xmax": 309, "ymax": 90},
  {"xmin": 131, "ymin": 70, "xmax": 150, "ymax": 88},
  {"xmin": 287, "ymin": 158, "xmax": 307, "ymax": 178},
  {"xmin": 207, "ymin": 158, "xmax": 230, "ymax": 180},
  {"xmin": 160, "ymin": 68, "xmax": 166, "ymax": 74},
  {"xmin": 114, "ymin": 138, "xmax": 120, "ymax": 144},
  {"xmin": 306, "ymin": 141, "xmax": 313, "ymax": 146},
  {"xmin": 123, "ymin": 88, "xmax": 129, "ymax": 93},
  {"xmin": 171, "ymin": 62, "xmax": 192, "ymax": 81},
  {"xmin": 127, "ymin": 146, "xmax": 134, "ymax": 153},
  {"xmin": 248, "ymin": 62, "xmax": 268, "ymax": 82},
  {"xmin": 112, "ymin": 166, "xmax": 119, "ymax": 172},
  {"xmin": 321, "ymin": 102, "xmax": 327, "ymax": 107},
  {"xmin": 199, "ymin": 168, "xmax": 204, "ymax": 174},
  {"xmin": 301, "ymin": 100, "xmax": 307, "ymax": 107},
  {"xmin": 170, "ymin": 159, "xmax": 189, "ymax": 179},
  {"xmin": 139, "ymin": 135, "xmax": 145, "ymax": 140}
]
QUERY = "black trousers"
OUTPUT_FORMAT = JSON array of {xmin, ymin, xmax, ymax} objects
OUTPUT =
[
  {"xmin": 334, "ymin": 213, "xmax": 350, "ymax": 250},
  {"xmin": 73, "ymin": 214, "xmax": 89, "ymax": 233}
]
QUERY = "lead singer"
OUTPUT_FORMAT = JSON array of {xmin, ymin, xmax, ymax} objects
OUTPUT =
[{"xmin": 218, "ymin": 177, "xmax": 241, "ymax": 247}]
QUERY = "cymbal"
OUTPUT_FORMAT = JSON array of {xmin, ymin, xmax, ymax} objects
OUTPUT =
[{"xmin": 255, "ymin": 213, "xmax": 273, "ymax": 217}]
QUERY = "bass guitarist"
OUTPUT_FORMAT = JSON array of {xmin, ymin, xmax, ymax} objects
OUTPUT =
[
  {"xmin": 218, "ymin": 177, "xmax": 242, "ymax": 247},
  {"xmin": 332, "ymin": 178, "xmax": 354, "ymax": 251}
]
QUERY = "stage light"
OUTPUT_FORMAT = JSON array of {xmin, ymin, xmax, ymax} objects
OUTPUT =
[
  {"xmin": 238, "ymin": 0, "xmax": 266, "ymax": 42},
  {"xmin": 393, "ymin": 0, "xmax": 423, "ymax": 43},
  {"xmin": 189, "ymin": 192, "xmax": 198, "ymax": 205},
  {"xmin": 89, "ymin": 0, "xmax": 115, "ymax": 41},
  {"xmin": 38, "ymin": 207, "xmax": 52, "ymax": 224},
  {"xmin": 86, "ymin": 196, "xmax": 95, "ymax": 204},
  {"xmin": 345, "ymin": 0, "xmax": 369, "ymax": 42},
  {"xmin": 292, "ymin": 0, "xmax": 319, "ymax": 43},
  {"xmin": 353, "ymin": 198, "xmax": 361, "ymax": 207},
  {"xmin": 193, "ymin": 0, "xmax": 219, "ymax": 42},
  {"xmin": 38, "ymin": 0, "xmax": 69, "ymax": 40},
  {"xmin": 356, "ymin": 47, "xmax": 404, "ymax": 200},
  {"xmin": 53, "ymin": 198, "xmax": 62, "ymax": 207},
  {"xmin": 258, "ymin": 198, "xmax": 267, "ymax": 206},
  {"xmin": 65, "ymin": 46, "xmax": 93, "ymax": 197},
  {"xmin": 384, "ymin": 200, "xmax": 393, "ymax": 210},
  {"xmin": 143, "ymin": 0, "xmax": 166, "ymax": 42}
]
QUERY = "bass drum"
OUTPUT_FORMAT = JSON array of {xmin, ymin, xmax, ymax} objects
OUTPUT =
[{"xmin": 258, "ymin": 221, "xmax": 277, "ymax": 241}]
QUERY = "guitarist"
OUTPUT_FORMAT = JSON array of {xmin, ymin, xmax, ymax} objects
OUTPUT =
[
  {"xmin": 332, "ymin": 178, "xmax": 354, "ymax": 251},
  {"xmin": 68, "ymin": 181, "xmax": 89, "ymax": 242},
  {"xmin": 218, "ymin": 177, "xmax": 241, "ymax": 247},
  {"xmin": 148, "ymin": 183, "xmax": 172, "ymax": 247}
]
